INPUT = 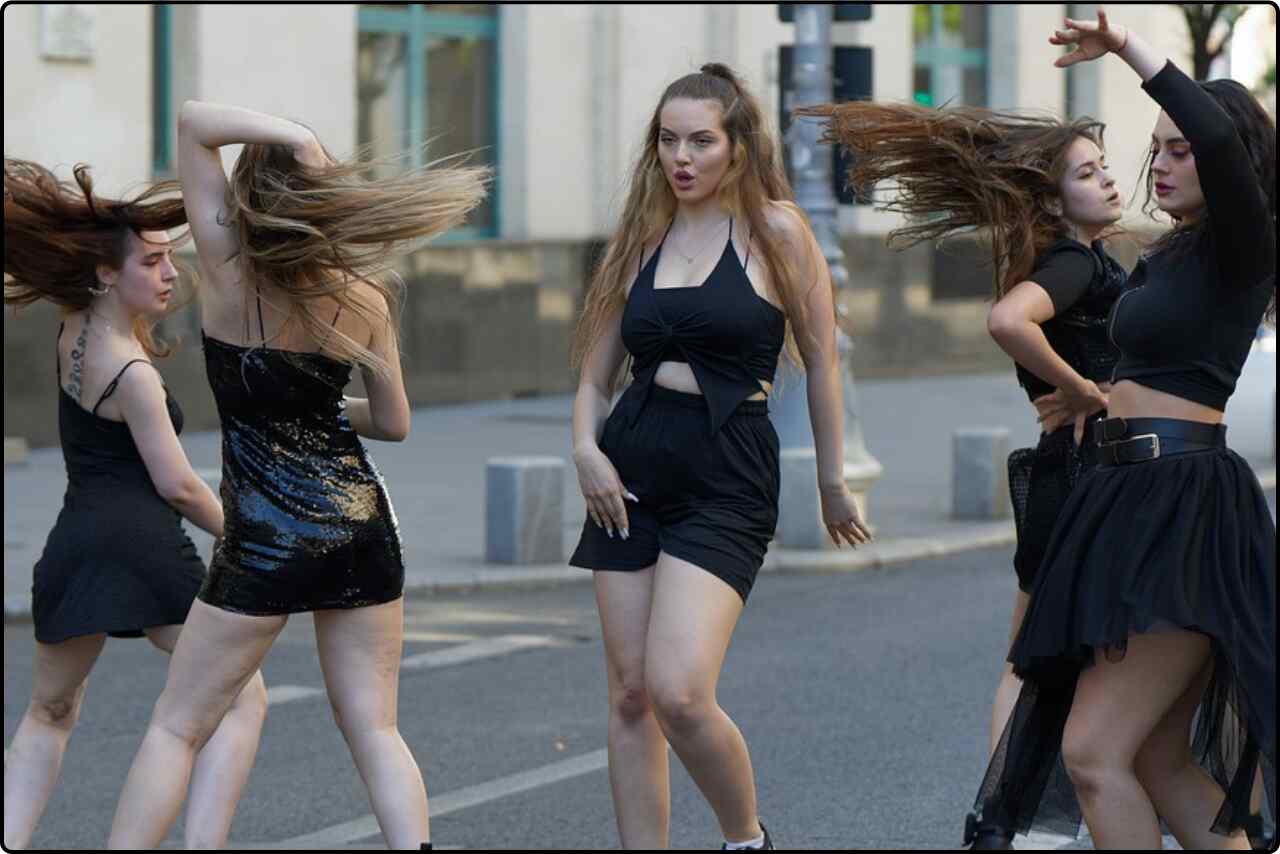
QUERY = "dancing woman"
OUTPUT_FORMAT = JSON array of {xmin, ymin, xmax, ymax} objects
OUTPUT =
[
  {"xmin": 796, "ymin": 94, "xmax": 1130, "ymax": 847},
  {"xmin": 969, "ymin": 10, "xmax": 1276, "ymax": 850},
  {"xmin": 106, "ymin": 102, "xmax": 487, "ymax": 849},
  {"xmin": 568, "ymin": 62, "xmax": 871, "ymax": 851},
  {"xmin": 3, "ymin": 158, "xmax": 267, "ymax": 849}
]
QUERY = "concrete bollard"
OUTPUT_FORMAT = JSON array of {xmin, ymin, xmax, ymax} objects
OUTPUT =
[
  {"xmin": 484, "ymin": 456, "xmax": 565, "ymax": 564},
  {"xmin": 952, "ymin": 428, "xmax": 1011, "ymax": 520},
  {"xmin": 4, "ymin": 437, "xmax": 29, "ymax": 466},
  {"xmin": 776, "ymin": 447, "xmax": 831, "ymax": 550}
]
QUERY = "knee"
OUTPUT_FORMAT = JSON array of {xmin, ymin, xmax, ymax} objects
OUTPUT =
[
  {"xmin": 27, "ymin": 691, "xmax": 84, "ymax": 733},
  {"xmin": 152, "ymin": 696, "xmax": 218, "ymax": 751},
  {"xmin": 1061, "ymin": 728, "xmax": 1123, "ymax": 799},
  {"xmin": 1133, "ymin": 744, "xmax": 1189, "ymax": 792},
  {"xmin": 609, "ymin": 679, "xmax": 653, "ymax": 725},
  {"xmin": 230, "ymin": 672, "xmax": 269, "ymax": 723},
  {"xmin": 648, "ymin": 683, "xmax": 712, "ymax": 735}
]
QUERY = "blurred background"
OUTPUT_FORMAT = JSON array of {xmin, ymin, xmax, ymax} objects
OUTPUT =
[{"xmin": 4, "ymin": 3, "xmax": 1277, "ymax": 446}]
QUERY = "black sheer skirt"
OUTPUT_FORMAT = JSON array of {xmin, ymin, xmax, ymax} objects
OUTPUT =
[{"xmin": 975, "ymin": 446, "xmax": 1276, "ymax": 840}]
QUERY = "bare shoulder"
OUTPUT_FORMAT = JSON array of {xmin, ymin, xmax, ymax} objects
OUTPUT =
[
  {"xmin": 763, "ymin": 200, "xmax": 810, "ymax": 243},
  {"xmin": 347, "ymin": 278, "xmax": 394, "ymax": 321}
]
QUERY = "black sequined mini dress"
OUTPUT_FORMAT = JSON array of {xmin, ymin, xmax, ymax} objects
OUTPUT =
[{"xmin": 197, "ymin": 329, "xmax": 404, "ymax": 615}]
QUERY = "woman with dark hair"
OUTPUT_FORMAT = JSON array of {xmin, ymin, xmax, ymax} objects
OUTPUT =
[
  {"xmin": 967, "ymin": 9, "xmax": 1276, "ymax": 851},
  {"xmin": 2, "ymin": 159, "xmax": 267, "ymax": 849},
  {"xmin": 105, "ymin": 103, "xmax": 488, "ymax": 849},
  {"xmin": 796, "ymin": 97, "xmax": 1128, "ymax": 845},
  {"xmin": 569, "ymin": 62, "xmax": 871, "ymax": 851}
]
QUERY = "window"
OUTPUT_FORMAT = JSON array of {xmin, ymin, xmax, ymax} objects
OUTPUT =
[
  {"xmin": 912, "ymin": 4, "xmax": 988, "ymax": 108},
  {"xmin": 356, "ymin": 4, "xmax": 498, "ymax": 238},
  {"xmin": 152, "ymin": 4, "xmax": 173, "ymax": 175}
]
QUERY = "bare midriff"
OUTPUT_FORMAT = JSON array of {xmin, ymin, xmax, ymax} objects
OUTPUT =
[
  {"xmin": 1105, "ymin": 379, "xmax": 1224, "ymax": 425},
  {"xmin": 653, "ymin": 361, "xmax": 770, "ymax": 400}
]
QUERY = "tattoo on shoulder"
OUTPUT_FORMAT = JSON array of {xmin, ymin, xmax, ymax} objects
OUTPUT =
[{"xmin": 65, "ymin": 313, "xmax": 91, "ymax": 402}]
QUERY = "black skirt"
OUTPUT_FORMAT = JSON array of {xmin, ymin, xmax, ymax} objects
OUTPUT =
[
  {"xmin": 975, "ymin": 445, "xmax": 1276, "ymax": 838},
  {"xmin": 1007, "ymin": 416, "xmax": 1102, "ymax": 593}
]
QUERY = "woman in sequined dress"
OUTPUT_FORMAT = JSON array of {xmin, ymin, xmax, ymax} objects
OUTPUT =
[
  {"xmin": 795, "ymin": 99, "xmax": 1129, "ymax": 848},
  {"xmin": 106, "ymin": 103, "xmax": 488, "ymax": 849},
  {"xmin": 2, "ymin": 158, "xmax": 267, "ymax": 850}
]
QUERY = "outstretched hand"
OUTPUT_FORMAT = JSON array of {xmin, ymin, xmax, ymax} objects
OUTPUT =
[{"xmin": 1050, "ymin": 7, "xmax": 1128, "ymax": 68}]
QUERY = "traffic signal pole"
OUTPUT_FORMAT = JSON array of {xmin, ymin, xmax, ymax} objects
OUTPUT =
[{"xmin": 773, "ymin": 3, "xmax": 883, "ymax": 529}]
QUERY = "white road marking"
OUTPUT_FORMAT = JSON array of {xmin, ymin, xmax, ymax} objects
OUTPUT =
[
  {"xmin": 401, "ymin": 633, "xmax": 565, "ymax": 671},
  {"xmin": 265, "ymin": 684, "xmax": 324, "ymax": 706},
  {"xmin": 264, "ymin": 635, "xmax": 565, "ymax": 708},
  {"xmin": 257, "ymin": 748, "xmax": 610, "ymax": 848}
]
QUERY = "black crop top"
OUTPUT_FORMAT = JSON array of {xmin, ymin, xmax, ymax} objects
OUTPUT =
[
  {"xmin": 1015, "ymin": 238, "xmax": 1127, "ymax": 402},
  {"xmin": 1109, "ymin": 61, "xmax": 1276, "ymax": 411},
  {"xmin": 620, "ymin": 219, "xmax": 786, "ymax": 435}
]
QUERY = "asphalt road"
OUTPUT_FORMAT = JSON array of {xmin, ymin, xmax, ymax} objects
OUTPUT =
[{"xmin": 5, "ymin": 491, "xmax": 1275, "ymax": 851}]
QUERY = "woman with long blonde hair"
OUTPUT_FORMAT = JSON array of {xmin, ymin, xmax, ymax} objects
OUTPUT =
[
  {"xmin": 106, "ymin": 102, "xmax": 488, "ymax": 849},
  {"xmin": 568, "ymin": 62, "xmax": 870, "ymax": 850},
  {"xmin": 3, "ymin": 158, "xmax": 267, "ymax": 849}
]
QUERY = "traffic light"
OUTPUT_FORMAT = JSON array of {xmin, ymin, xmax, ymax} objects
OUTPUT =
[
  {"xmin": 778, "ymin": 45, "xmax": 873, "ymax": 205},
  {"xmin": 777, "ymin": 4, "xmax": 872, "ymax": 23}
]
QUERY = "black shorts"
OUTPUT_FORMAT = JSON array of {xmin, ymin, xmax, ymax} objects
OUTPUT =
[{"xmin": 569, "ymin": 384, "xmax": 780, "ymax": 602}]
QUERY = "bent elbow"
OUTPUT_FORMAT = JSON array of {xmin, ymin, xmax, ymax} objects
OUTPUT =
[
  {"xmin": 374, "ymin": 415, "xmax": 410, "ymax": 442},
  {"xmin": 157, "ymin": 476, "xmax": 201, "ymax": 507},
  {"xmin": 986, "ymin": 307, "xmax": 1020, "ymax": 343}
]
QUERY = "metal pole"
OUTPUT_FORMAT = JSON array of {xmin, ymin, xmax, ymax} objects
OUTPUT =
[{"xmin": 774, "ymin": 3, "xmax": 882, "ymax": 521}]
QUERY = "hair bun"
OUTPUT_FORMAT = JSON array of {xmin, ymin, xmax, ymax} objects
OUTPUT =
[{"xmin": 700, "ymin": 62, "xmax": 740, "ymax": 89}]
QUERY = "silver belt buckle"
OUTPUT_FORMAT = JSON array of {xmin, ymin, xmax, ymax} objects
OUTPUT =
[{"xmin": 1127, "ymin": 433, "xmax": 1160, "ymax": 461}]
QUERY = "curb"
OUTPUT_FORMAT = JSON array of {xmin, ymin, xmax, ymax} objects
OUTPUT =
[{"xmin": 5, "ymin": 467, "xmax": 1275, "ymax": 625}]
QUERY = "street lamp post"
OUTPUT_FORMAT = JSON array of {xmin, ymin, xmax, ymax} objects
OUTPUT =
[{"xmin": 774, "ymin": 2, "xmax": 883, "ymax": 526}]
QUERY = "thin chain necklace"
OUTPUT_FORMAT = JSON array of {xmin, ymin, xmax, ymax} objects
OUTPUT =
[{"xmin": 671, "ymin": 215, "xmax": 731, "ymax": 264}]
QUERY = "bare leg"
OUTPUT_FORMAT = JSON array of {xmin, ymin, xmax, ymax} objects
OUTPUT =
[
  {"xmin": 1135, "ymin": 659, "xmax": 1250, "ymax": 850},
  {"xmin": 594, "ymin": 566, "xmax": 670, "ymax": 849},
  {"xmin": 313, "ymin": 597, "xmax": 428, "ymax": 850},
  {"xmin": 108, "ymin": 601, "xmax": 285, "ymax": 848},
  {"xmin": 144, "ymin": 623, "xmax": 269, "ymax": 849},
  {"xmin": 3, "ymin": 633, "xmax": 106, "ymax": 849},
  {"xmin": 1062, "ymin": 629, "xmax": 1246, "ymax": 850},
  {"xmin": 645, "ymin": 553, "xmax": 761, "ymax": 844},
  {"xmin": 989, "ymin": 588, "xmax": 1031, "ymax": 757}
]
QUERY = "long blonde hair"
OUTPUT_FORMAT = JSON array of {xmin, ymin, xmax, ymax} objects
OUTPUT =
[
  {"xmin": 225, "ymin": 140, "xmax": 489, "ymax": 376},
  {"xmin": 571, "ymin": 63, "xmax": 817, "ymax": 387}
]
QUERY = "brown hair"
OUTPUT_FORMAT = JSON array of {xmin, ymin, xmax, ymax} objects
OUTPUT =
[
  {"xmin": 796, "ymin": 101, "xmax": 1108, "ymax": 298},
  {"xmin": 3, "ymin": 157, "xmax": 189, "ymax": 356},
  {"xmin": 571, "ymin": 62, "xmax": 819, "ymax": 386},
  {"xmin": 223, "ymin": 138, "xmax": 490, "ymax": 376}
]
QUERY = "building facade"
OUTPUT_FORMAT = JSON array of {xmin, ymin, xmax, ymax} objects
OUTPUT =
[{"xmin": 5, "ymin": 3, "xmax": 1265, "ymax": 445}]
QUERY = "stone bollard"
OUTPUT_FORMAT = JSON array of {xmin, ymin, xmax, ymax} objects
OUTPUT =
[
  {"xmin": 952, "ymin": 428, "xmax": 1011, "ymax": 520},
  {"xmin": 485, "ymin": 456, "xmax": 565, "ymax": 564},
  {"xmin": 776, "ymin": 447, "xmax": 830, "ymax": 550},
  {"xmin": 3, "ymin": 437, "xmax": 29, "ymax": 466}
]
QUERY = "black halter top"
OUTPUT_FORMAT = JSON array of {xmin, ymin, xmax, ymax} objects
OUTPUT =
[{"xmin": 620, "ymin": 218, "xmax": 785, "ymax": 436}]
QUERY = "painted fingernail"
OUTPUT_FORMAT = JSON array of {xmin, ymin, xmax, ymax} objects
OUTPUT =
[{"xmin": 621, "ymin": 528, "xmax": 629, "ymax": 540}]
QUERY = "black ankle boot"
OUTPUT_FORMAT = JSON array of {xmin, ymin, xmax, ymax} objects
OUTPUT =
[
  {"xmin": 419, "ymin": 843, "xmax": 432, "ymax": 851},
  {"xmin": 964, "ymin": 809, "xmax": 1013, "ymax": 850},
  {"xmin": 1244, "ymin": 812, "xmax": 1274, "ymax": 852}
]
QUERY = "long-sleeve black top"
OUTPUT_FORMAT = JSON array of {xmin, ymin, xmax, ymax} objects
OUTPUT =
[{"xmin": 1109, "ymin": 60, "xmax": 1276, "ymax": 411}]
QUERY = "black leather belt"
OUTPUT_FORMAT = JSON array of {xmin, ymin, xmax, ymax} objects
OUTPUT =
[{"xmin": 1093, "ymin": 417, "xmax": 1226, "ymax": 466}]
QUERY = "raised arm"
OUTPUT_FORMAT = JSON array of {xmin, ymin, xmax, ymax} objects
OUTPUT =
[
  {"xmin": 115, "ymin": 363, "xmax": 225, "ymax": 537},
  {"xmin": 176, "ymin": 101, "xmax": 325, "ymax": 288},
  {"xmin": 1053, "ymin": 9, "xmax": 1274, "ymax": 287},
  {"xmin": 771, "ymin": 203, "xmax": 871, "ymax": 547}
]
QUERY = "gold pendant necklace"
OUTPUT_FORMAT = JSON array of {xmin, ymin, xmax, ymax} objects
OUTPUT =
[{"xmin": 672, "ymin": 216, "xmax": 731, "ymax": 264}]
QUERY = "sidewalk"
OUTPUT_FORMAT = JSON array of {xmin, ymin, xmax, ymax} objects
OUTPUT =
[{"xmin": 5, "ymin": 349, "xmax": 1275, "ymax": 621}]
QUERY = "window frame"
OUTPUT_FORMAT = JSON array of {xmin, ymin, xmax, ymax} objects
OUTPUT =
[
  {"xmin": 356, "ymin": 4, "xmax": 500, "ymax": 241},
  {"xmin": 911, "ymin": 3, "xmax": 988, "ymax": 108}
]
